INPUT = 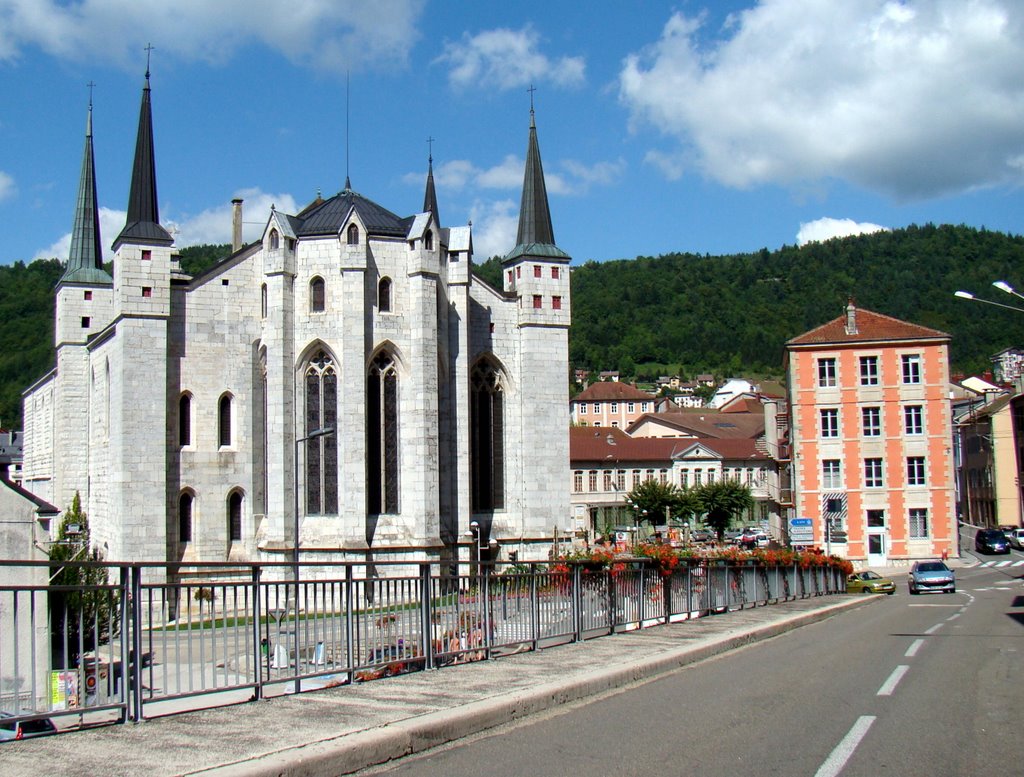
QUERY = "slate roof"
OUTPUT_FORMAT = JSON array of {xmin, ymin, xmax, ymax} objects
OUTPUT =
[
  {"xmin": 787, "ymin": 305, "xmax": 949, "ymax": 347},
  {"xmin": 573, "ymin": 382, "xmax": 657, "ymax": 402},
  {"xmin": 295, "ymin": 188, "xmax": 413, "ymax": 238}
]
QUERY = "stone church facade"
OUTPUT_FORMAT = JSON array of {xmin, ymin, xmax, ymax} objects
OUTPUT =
[{"xmin": 22, "ymin": 72, "xmax": 571, "ymax": 572}]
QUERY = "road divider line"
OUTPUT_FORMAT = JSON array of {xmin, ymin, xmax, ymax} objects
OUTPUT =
[
  {"xmin": 946, "ymin": 613, "xmax": 960, "ymax": 621},
  {"xmin": 924, "ymin": 623, "xmax": 944, "ymax": 634},
  {"xmin": 815, "ymin": 716, "xmax": 876, "ymax": 777},
  {"xmin": 905, "ymin": 639, "xmax": 924, "ymax": 657},
  {"xmin": 877, "ymin": 665, "xmax": 909, "ymax": 696}
]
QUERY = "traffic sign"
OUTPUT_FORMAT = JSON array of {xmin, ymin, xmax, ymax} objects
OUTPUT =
[{"xmin": 789, "ymin": 518, "xmax": 812, "ymax": 527}]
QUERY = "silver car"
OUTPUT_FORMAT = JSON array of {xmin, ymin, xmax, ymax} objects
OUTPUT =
[{"xmin": 908, "ymin": 560, "xmax": 956, "ymax": 595}]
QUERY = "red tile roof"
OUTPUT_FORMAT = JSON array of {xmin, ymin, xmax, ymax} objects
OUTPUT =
[
  {"xmin": 626, "ymin": 411, "xmax": 765, "ymax": 439},
  {"xmin": 572, "ymin": 382, "xmax": 657, "ymax": 402},
  {"xmin": 787, "ymin": 304, "xmax": 949, "ymax": 347},
  {"xmin": 570, "ymin": 427, "xmax": 769, "ymax": 464}
]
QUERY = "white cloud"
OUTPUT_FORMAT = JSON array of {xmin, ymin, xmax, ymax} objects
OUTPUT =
[
  {"xmin": 33, "ymin": 189, "xmax": 298, "ymax": 261},
  {"xmin": 436, "ymin": 26, "xmax": 585, "ymax": 90},
  {"xmin": 430, "ymin": 155, "xmax": 621, "ymax": 197},
  {"xmin": 619, "ymin": 0, "xmax": 1024, "ymax": 199},
  {"xmin": 796, "ymin": 217, "xmax": 889, "ymax": 246},
  {"xmin": 0, "ymin": 170, "xmax": 14, "ymax": 201},
  {"xmin": 469, "ymin": 199, "xmax": 518, "ymax": 260},
  {"xmin": 0, "ymin": 0, "xmax": 424, "ymax": 72}
]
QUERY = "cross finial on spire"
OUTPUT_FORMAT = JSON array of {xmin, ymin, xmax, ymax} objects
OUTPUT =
[
  {"xmin": 527, "ymin": 84, "xmax": 537, "ymax": 115},
  {"xmin": 144, "ymin": 43, "xmax": 155, "ymax": 78},
  {"xmin": 87, "ymin": 80, "xmax": 95, "ymax": 108},
  {"xmin": 426, "ymin": 135, "xmax": 434, "ymax": 163}
]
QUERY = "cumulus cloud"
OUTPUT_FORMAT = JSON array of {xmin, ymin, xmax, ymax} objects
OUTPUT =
[
  {"xmin": 0, "ymin": 170, "xmax": 14, "ymax": 201},
  {"xmin": 796, "ymin": 217, "xmax": 889, "ymax": 246},
  {"xmin": 33, "ymin": 189, "xmax": 298, "ymax": 261},
  {"xmin": 619, "ymin": 0, "xmax": 1024, "ymax": 199},
  {"xmin": 436, "ymin": 26, "xmax": 585, "ymax": 90},
  {"xmin": 429, "ymin": 155, "xmax": 622, "ymax": 197},
  {"xmin": 0, "ymin": 0, "xmax": 425, "ymax": 72},
  {"xmin": 469, "ymin": 199, "xmax": 519, "ymax": 260}
]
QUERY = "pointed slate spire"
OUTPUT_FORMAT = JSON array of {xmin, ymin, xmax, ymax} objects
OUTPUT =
[
  {"xmin": 506, "ymin": 96, "xmax": 568, "ymax": 262},
  {"xmin": 423, "ymin": 142, "xmax": 439, "ymax": 224},
  {"xmin": 114, "ymin": 67, "xmax": 172, "ymax": 248},
  {"xmin": 61, "ymin": 96, "xmax": 112, "ymax": 285}
]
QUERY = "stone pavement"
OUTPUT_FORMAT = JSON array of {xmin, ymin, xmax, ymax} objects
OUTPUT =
[{"xmin": 2, "ymin": 594, "xmax": 877, "ymax": 777}]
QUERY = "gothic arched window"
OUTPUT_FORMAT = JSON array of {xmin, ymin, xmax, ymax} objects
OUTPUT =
[
  {"xmin": 179, "ymin": 492, "xmax": 193, "ymax": 543},
  {"xmin": 219, "ymin": 394, "xmax": 233, "ymax": 447},
  {"xmin": 179, "ymin": 393, "xmax": 192, "ymax": 447},
  {"xmin": 424, "ymin": 229, "xmax": 433, "ymax": 250},
  {"xmin": 269, "ymin": 229, "xmax": 280, "ymax": 250},
  {"xmin": 305, "ymin": 350, "xmax": 338, "ymax": 514},
  {"xmin": 471, "ymin": 359, "xmax": 505, "ymax": 511},
  {"xmin": 261, "ymin": 283, "xmax": 267, "ymax": 319},
  {"xmin": 378, "ymin": 277, "xmax": 392, "ymax": 312},
  {"xmin": 347, "ymin": 223, "xmax": 359, "ymax": 245},
  {"xmin": 367, "ymin": 351, "xmax": 399, "ymax": 514},
  {"xmin": 228, "ymin": 491, "xmax": 243, "ymax": 542},
  {"xmin": 310, "ymin": 276, "xmax": 325, "ymax": 313}
]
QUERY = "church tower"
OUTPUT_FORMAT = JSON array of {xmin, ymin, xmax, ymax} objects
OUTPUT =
[
  {"xmin": 104, "ymin": 66, "xmax": 175, "ymax": 562},
  {"xmin": 501, "ymin": 103, "xmax": 571, "ymax": 541},
  {"xmin": 51, "ymin": 96, "xmax": 114, "ymax": 513}
]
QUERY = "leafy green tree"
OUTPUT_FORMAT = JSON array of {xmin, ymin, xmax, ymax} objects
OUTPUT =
[
  {"xmin": 694, "ymin": 480, "xmax": 754, "ymax": 542},
  {"xmin": 49, "ymin": 492, "xmax": 119, "ymax": 667},
  {"xmin": 625, "ymin": 478, "xmax": 686, "ymax": 526}
]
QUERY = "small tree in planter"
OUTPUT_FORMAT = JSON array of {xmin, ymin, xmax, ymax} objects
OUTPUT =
[{"xmin": 694, "ymin": 480, "xmax": 754, "ymax": 543}]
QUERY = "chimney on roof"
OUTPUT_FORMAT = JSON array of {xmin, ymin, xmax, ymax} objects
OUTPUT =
[
  {"xmin": 232, "ymin": 198, "xmax": 243, "ymax": 253},
  {"xmin": 845, "ymin": 297, "xmax": 858, "ymax": 335}
]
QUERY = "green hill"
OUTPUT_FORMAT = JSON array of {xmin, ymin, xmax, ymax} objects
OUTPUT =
[{"xmin": 3, "ymin": 224, "xmax": 1022, "ymax": 429}]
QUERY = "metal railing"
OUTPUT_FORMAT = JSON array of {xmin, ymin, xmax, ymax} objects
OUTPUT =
[{"xmin": 0, "ymin": 558, "xmax": 845, "ymax": 734}]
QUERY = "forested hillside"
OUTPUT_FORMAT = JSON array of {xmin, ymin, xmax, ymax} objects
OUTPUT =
[{"xmin": 3, "ymin": 224, "xmax": 1022, "ymax": 429}]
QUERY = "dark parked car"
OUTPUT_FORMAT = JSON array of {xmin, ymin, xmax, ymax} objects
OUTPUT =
[
  {"xmin": 908, "ymin": 560, "xmax": 956, "ymax": 595},
  {"xmin": 975, "ymin": 528, "xmax": 1010, "ymax": 554},
  {"xmin": 0, "ymin": 712, "xmax": 57, "ymax": 742}
]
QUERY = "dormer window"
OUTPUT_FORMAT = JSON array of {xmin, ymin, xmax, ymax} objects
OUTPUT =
[
  {"xmin": 424, "ymin": 230, "xmax": 433, "ymax": 250},
  {"xmin": 269, "ymin": 229, "xmax": 280, "ymax": 250},
  {"xmin": 347, "ymin": 224, "xmax": 359, "ymax": 245}
]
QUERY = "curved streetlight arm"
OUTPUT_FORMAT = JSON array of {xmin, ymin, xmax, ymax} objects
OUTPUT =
[
  {"xmin": 954, "ymin": 290, "xmax": 1024, "ymax": 315},
  {"xmin": 993, "ymin": 280, "xmax": 1024, "ymax": 303}
]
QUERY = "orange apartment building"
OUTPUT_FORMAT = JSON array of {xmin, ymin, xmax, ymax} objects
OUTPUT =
[
  {"xmin": 571, "ymin": 382, "xmax": 657, "ymax": 429},
  {"xmin": 786, "ymin": 302, "xmax": 956, "ymax": 566}
]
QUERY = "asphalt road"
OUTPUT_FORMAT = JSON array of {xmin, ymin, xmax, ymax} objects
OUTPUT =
[{"xmin": 362, "ymin": 561, "xmax": 1024, "ymax": 777}]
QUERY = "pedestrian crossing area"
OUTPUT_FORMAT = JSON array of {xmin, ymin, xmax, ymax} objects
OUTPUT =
[{"xmin": 976, "ymin": 559, "xmax": 1024, "ymax": 567}]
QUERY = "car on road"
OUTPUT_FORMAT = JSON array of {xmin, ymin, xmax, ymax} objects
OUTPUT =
[
  {"xmin": 908, "ymin": 560, "xmax": 956, "ymax": 595},
  {"xmin": 1004, "ymin": 527, "xmax": 1024, "ymax": 550},
  {"xmin": 0, "ymin": 712, "xmax": 57, "ymax": 742},
  {"xmin": 975, "ymin": 528, "xmax": 1010, "ymax": 554},
  {"xmin": 847, "ymin": 570, "xmax": 896, "ymax": 595}
]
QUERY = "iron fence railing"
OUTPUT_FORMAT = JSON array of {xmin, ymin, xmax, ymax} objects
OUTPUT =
[{"xmin": 0, "ymin": 558, "xmax": 846, "ymax": 735}]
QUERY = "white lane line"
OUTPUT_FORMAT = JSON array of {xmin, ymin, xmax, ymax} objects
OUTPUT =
[
  {"xmin": 877, "ymin": 665, "xmax": 910, "ymax": 696},
  {"xmin": 947, "ymin": 613, "xmax": 961, "ymax": 620},
  {"xmin": 905, "ymin": 639, "xmax": 925, "ymax": 657},
  {"xmin": 908, "ymin": 603, "xmax": 959, "ymax": 607},
  {"xmin": 924, "ymin": 623, "xmax": 944, "ymax": 634},
  {"xmin": 815, "ymin": 716, "xmax": 876, "ymax": 777}
]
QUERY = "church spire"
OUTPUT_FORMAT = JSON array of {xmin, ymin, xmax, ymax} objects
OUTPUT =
[
  {"xmin": 423, "ymin": 137, "xmax": 439, "ymax": 224},
  {"xmin": 114, "ymin": 61, "xmax": 172, "ymax": 249},
  {"xmin": 61, "ymin": 93, "xmax": 112, "ymax": 285}
]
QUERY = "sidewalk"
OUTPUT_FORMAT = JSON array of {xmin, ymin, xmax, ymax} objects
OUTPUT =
[{"xmin": 2, "ymin": 595, "xmax": 875, "ymax": 777}]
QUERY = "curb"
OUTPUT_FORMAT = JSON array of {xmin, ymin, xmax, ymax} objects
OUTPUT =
[{"xmin": 191, "ymin": 596, "xmax": 876, "ymax": 777}]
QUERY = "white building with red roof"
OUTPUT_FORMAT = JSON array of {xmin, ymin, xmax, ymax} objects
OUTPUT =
[{"xmin": 571, "ymin": 382, "xmax": 657, "ymax": 429}]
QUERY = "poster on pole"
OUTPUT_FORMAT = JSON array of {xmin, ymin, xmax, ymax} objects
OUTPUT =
[{"xmin": 50, "ymin": 670, "xmax": 79, "ymax": 710}]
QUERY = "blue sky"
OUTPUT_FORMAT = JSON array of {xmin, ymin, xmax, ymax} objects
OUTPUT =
[{"xmin": 1, "ymin": 0, "xmax": 1022, "ymax": 267}]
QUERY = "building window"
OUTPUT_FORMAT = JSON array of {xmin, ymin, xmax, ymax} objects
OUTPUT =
[
  {"xmin": 261, "ymin": 284, "xmax": 267, "ymax": 319},
  {"xmin": 310, "ymin": 277, "xmax": 325, "ymax": 312},
  {"xmin": 706, "ymin": 470, "xmax": 715, "ymax": 483},
  {"xmin": 859, "ymin": 356, "xmax": 879, "ymax": 386},
  {"xmin": 471, "ymin": 359, "xmax": 505, "ymax": 511},
  {"xmin": 424, "ymin": 229, "xmax": 433, "ymax": 250},
  {"xmin": 269, "ymin": 229, "xmax": 279, "ymax": 250},
  {"xmin": 864, "ymin": 458, "xmax": 884, "ymax": 488},
  {"xmin": 820, "ymin": 408, "xmax": 839, "ymax": 438},
  {"xmin": 694, "ymin": 469, "xmax": 702, "ymax": 486},
  {"xmin": 604, "ymin": 470, "xmax": 614, "ymax": 491},
  {"xmin": 592, "ymin": 402, "xmax": 600, "ymax": 414},
  {"xmin": 218, "ymin": 394, "xmax": 232, "ymax": 447},
  {"xmin": 367, "ymin": 351, "xmax": 399, "ymax": 514},
  {"xmin": 532, "ymin": 295, "xmax": 542, "ymax": 309},
  {"xmin": 579, "ymin": 403, "xmax": 587, "ymax": 415},
  {"xmin": 611, "ymin": 421, "xmax": 618, "ymax": 428},
  {"xmin": 552, "ymin": 296, "xmax": 562, "ymax": 310},
  {"xmin": 641, "ymin": 402, "xmax": 649, "ymax": 412},
  {"xmin": 680, "ymin": 469, "xmax": 689, "ymax": 488},
  {"xmin": 552, "ymin": 267, "xmax": 560, "ymax": 279},
  {"xmin": 534, "ymin": 265, "xmax": 542, "ymax": 278},
  {"xmin": 507, "ymin": 270, "xmax": 513, "ymax": 285},
  {"xmin": 610, "ymin": 402, "xmax": 618, "ymax": 413},
  {"xmin": 179, "ymin": 393, "xmax": 192, "ymax": 447},
  {"xmin": 627, "ymin": 402, "xmax": 635, "ymax": 413},
  {"xmin": 228, "ymin": 491, "xmax": 243, "ymax": 543},
  {"xmin": 902, "ymin": 354, "xmax": 922, "ymax": 384},
  {"xmin": 179, "ymin": 493, "xmax": 193, "ymax": 543},
  {"xmin": 347, "ymin": 223, "xmax": 359, "ymax": 245},
  {"xmin": 818, "ymin": 358, "xmax": 837, "ymax": 388},
  {"xmin": 867, "ymin": 509, "xmax": 885, "ymax": 528},
  {"xmin": 616, "ymin": 470, "xmax": 625, "ymax": 490},
  {"xmin": 305, "ymin": 350, "xmax": 339, "ymax": 515},
  {"xmin": 909, "ymin": 508, "xmax": 929, "ymax": 538},
  {"xmin": 84, "ymin": 290, "xmax": 92, "ymax": 300},
  {"xmin": 516, "ymin": 266, "xmax": 521, "ymax": 278},
  {"xmin": 573, "ymin": 471, "xmax": 583, "ymax": 493},
  {"xmin": 862, "ymin": 406, "xmax": 881, "ymax": 437},
  {"xmin": 904, "ymin": 405, "xmax": 923, "ymax": 435},
  {"xmin": 141, "ymin": 250, "xmax": 151, "ymax": 261},
  {"xmin": 907, "ymin": 456, "xmax": 926, "ymax": 486},
  {"xmin": 142, "ymin": 287, "xmax": 152, "ymax": 297},
  {"xmin": 822, "ymin": 459, "xmax": 841, "ymax": 489},
  {"xmin": 81, "ymin": 316, "xmax": 90, "ymax": 328},
  {"xmin": 588, "ymin": 470, "xmax": 598, "ymax": 491},
  {"xmin": 378, "ymin": 277, "xmax": 392, "ymax": 312}
]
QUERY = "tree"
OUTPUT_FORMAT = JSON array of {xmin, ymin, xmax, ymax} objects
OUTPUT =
[
  {"xmin": 625, "ymin": 478, "xmax": 686, "ymax": 526},
  {"xmin": 694, "ymin": 480, "xmax": 754, "ymax": 542},
  {"xmin": 49, "ymin": 492, "xmax": 119, "ymax": 667}
]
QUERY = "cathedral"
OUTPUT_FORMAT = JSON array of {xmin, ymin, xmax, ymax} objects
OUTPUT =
[{"xmin": 21, "ymin": 71, "xmax": 572, "ymax": 573}]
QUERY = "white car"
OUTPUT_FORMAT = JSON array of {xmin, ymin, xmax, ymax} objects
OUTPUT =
[{"xmin": 1006, "ymin": 528, "xmax": 1024, "ymax": 550}]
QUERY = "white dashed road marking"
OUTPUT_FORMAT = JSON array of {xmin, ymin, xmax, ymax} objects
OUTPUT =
[{"xmin": 815, "ymin": 716, "xmax": 876, "ymax": 777}]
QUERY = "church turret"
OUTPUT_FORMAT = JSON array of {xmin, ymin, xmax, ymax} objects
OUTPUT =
[{"xmin": 423, "ymin": 150, "xmax": 440, "ymax": 226}]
